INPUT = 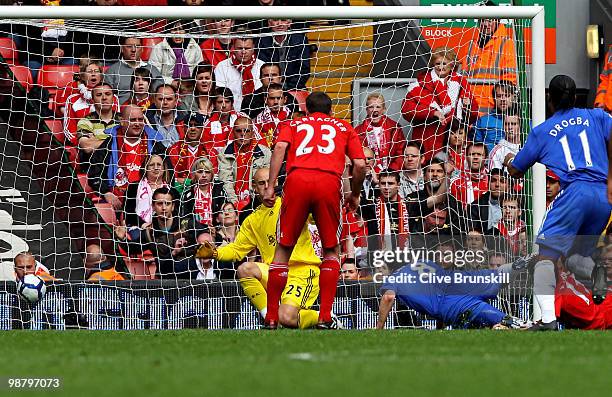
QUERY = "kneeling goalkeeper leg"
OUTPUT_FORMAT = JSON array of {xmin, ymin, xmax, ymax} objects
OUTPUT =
[{"xmin": 238, "ymin": 262, "xmax": 268, "ymax": 319}]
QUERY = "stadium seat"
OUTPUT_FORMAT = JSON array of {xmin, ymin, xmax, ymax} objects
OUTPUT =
[
  {"xmin": 37, "ymin": 64, "xmax": 79, "ymax": 96},
  {"xmin": 140, "ymin": 37, "xmax": 163, "ymax": 61},
  {"xmin": 44, "ymin": 119, "xmax": 65, "ymax": 144},
  {"xmin": 124, "ymin": 254, "xmax": 157, "ymax": 280},
  {"xmin": 288, "ymin": 90, "xmax": 309, "ymax": 113},
  {"xmin": 95, "ymin": 202, "xmax": 117, "ymax": 226},
  {"xmin": 0, "ymin": 37, "xmax": 18, "ymax": 65},
  {"xmin": 8, "ymin": 65, "xmax": 33, "ymax": 92}
]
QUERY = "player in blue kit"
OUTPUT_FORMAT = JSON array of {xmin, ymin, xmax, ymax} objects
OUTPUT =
[
  {"xmin": 375, "ymin": 259, "xmax": 530, "ymax": 330},
  {"xmin": 503, "ymin": 75, "xmax": 612, "ymax": 330}
]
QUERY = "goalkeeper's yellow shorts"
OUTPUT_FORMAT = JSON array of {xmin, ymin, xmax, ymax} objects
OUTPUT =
[{"xmin": 256, "ymin": 262, "xmax": 320, "ymax": 310}]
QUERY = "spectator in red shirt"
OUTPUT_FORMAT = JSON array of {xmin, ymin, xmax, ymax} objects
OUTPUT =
[
  {"xmin": 168, "ymin": 112, "xmax": 215, "ymax": 185},
  {"xmin": 355, "ymin": 93, "xmax": 406, "ymax": 172},
  {"xmin": 401, "ymin": 46, "xmax": 478, "ymax": 161},
  {"xmin": 493, "ymin": 195, "xmax": 527, "ymax": 258},
  {"xmin": 200, "ymin": 19, "xmax": 234, "ymax": 67},
  {"xmin": 254, "ymin": 83, "xmax": 292, "ymax": 146},
  {"xmin": 202, "ymin": 87, "xmax": 247, "ymax": 155},
  {"xmin": 63, "ymin": 60, "xmax": 103, "ymax": 145},
  {"xmin": 449, "ymin": 141, "xmax": 489, "ymax": 207},
  {"xmin": 182, "ymin": 63, "xmax": 216, "ymax": 117},
  {"xmin": 217, "ymin": 116, "xmax": 271, "ymax": 210},
  {"xmin": 434, "ymin": 119, "xmax": 468, "ymax": 178}
]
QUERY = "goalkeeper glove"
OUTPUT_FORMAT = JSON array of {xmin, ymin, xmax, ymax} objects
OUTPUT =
[
  {"xmin": 511, "ymin": 252, "xmax": 538, "ymax": 271},
  {"xmin": 195, "ymin": 241, "xmax": 218, "ymax": 259}
]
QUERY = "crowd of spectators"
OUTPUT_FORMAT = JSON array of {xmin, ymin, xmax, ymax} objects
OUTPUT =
[{"xmin": 2, "ymin": 3, "xmax": 607, "ymax": 283}]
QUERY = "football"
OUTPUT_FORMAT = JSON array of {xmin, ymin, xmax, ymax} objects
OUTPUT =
[{"xmin": 17, "ymin": 274, "xmax": 47, "ymax": 304}]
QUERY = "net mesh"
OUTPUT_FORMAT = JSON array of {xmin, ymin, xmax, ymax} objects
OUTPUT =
[{"xmin": 0, "ymin": 12, "xmax": 535, "ymax": 329}]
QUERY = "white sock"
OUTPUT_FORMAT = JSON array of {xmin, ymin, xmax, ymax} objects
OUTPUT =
[
  {"xmin": 260, "ymin": 307, "xmax": 267, "ymax": 319},
  {"xmin": 533, "ymin": 260, "xmax": 556, "ymax": 323}
]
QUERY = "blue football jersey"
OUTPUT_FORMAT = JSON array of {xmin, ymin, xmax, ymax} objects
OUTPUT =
[
  {"xmin": 512, "ymin": 108, "xmax": 612, "ymax": 186},
  {"xmin": 382, "ymin": 262, "xmax": 505, "ymax": 325}
]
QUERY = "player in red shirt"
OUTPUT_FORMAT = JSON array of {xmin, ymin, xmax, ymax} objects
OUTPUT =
[
  {"xmin": 556, "ymin": 244, "xmax": 612, "ymax": 329},
  {"xmin": 263, "ymin": 92, "xmax": 367, "ymax": 329}
]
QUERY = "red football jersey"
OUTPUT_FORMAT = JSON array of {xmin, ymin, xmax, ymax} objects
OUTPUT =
[
  {"xmin": 276, "ymin": 112, "xmax": 365, "ymax": 178},
  {"xmin": 555, "ymin": 271, "xmax": 612, "ymax": 330}
]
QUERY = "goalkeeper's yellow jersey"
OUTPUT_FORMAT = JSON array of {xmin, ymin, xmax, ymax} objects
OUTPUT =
[{"xmin": 216, "ymin": 197, "xmax": 321, "ymax": 266}]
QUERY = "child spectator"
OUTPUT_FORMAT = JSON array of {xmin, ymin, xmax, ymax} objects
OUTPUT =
[
  {"xmin": 179, "ymin": 157, "xmax": 226, "ymax": 228},
  {"xmin": 148, "ymin": 20, "xmax": 203, "ymax": 85},
  {"xmin": 355, "ymin": 93, "xmax": 406, "ymax": 172},
  {"xmin": 125, "ymin": 67, "xmax": 153, "ymax": 111},
  {"xmin": 257, "ymin": 19, "xmax": 310, "ymax": 90},
  {"xmin": 182, "ymin": 63, "xmax": 215, "ymax": 117},
  {"xmin": 472, "ymin": 80, "xmax": 517, "ymax": 153},
  {"xmin": 494, "ymin": 195, "xmax": 526, "ymax": 257},
  {"xmin": 401, "ymin": 46, "xmax": 478, "ymax": 161},
  {"xmin": 434, "ymin": 119, "xmax": 468, "ymax": 178}
]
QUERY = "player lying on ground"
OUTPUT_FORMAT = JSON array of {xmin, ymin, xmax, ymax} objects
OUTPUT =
[
  {"xmin": 504, "ymin": 75, "xmax": 612, "ymax": 330},
  {"xmin": 555, "ymin": 243, "xmax": 612, "ymax": 329},
  {"xmin": 196, "ymin": 168, "xmax": 340, "ymax": 329},
  {"xmin": 263, "ymin": 91, "xmax": 366, "ymax": 329},
  {"xmin": 376, "ymin": 255, "xmax": 531, "ymax": 330}
]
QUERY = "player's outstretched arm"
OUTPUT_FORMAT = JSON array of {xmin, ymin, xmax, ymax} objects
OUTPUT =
[{"xmin": 376, "ymin": 290, "xmax": 396, "ymax": 329}]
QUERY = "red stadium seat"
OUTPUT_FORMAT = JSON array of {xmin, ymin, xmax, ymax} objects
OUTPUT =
[
  {"xmin": 0, "ymin": 37, "xmax": 18, "ymax": 65},
  {"xmin": 44, "ymin": 119, "xmax": 65, "ymax": 144},
  {"xmin": 140, "ymin": 37, "xmax": 163, "ymax": 61},
  {"xmin": 95, "ymin": 202, "xmax": 117, "ymax": 226},
  {"xmin": 288, "ymin": 90, "xmax": 310, "ymax": 113},
  {"xmin": 124, "ymin": 254, "xmax": 157, "ymax": 280},
  {"xmin": 8, "ymin": 65, "xmax": 33, "ymax": 92},
  {"xmin": 37, "ymin": 64, "xmax": 79, "ymax": 96}
]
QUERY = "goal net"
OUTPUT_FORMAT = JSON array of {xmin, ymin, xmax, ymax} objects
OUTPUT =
[{"xmin": 0, "ymin": 4, "xmax": 545, "ymax": 329}]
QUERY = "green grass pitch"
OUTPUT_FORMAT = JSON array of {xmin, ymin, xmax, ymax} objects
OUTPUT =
[{"xmin": 2, "ymin": 330, "xmax": 612, "ymax": 397}]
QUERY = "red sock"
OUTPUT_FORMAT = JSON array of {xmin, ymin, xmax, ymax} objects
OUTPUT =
[
  {"xmin": 265, "ymin": 262, "xmax": 288, "ymax": 323},
  {"xmin": 319, "ymin": 257, "xmax": 340, "ymax": 323}
]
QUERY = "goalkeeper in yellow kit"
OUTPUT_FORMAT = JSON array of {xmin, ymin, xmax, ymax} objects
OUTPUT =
[{"xmin": 196, "ymin": 168, "xmax": 340, "ymax": 329}]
